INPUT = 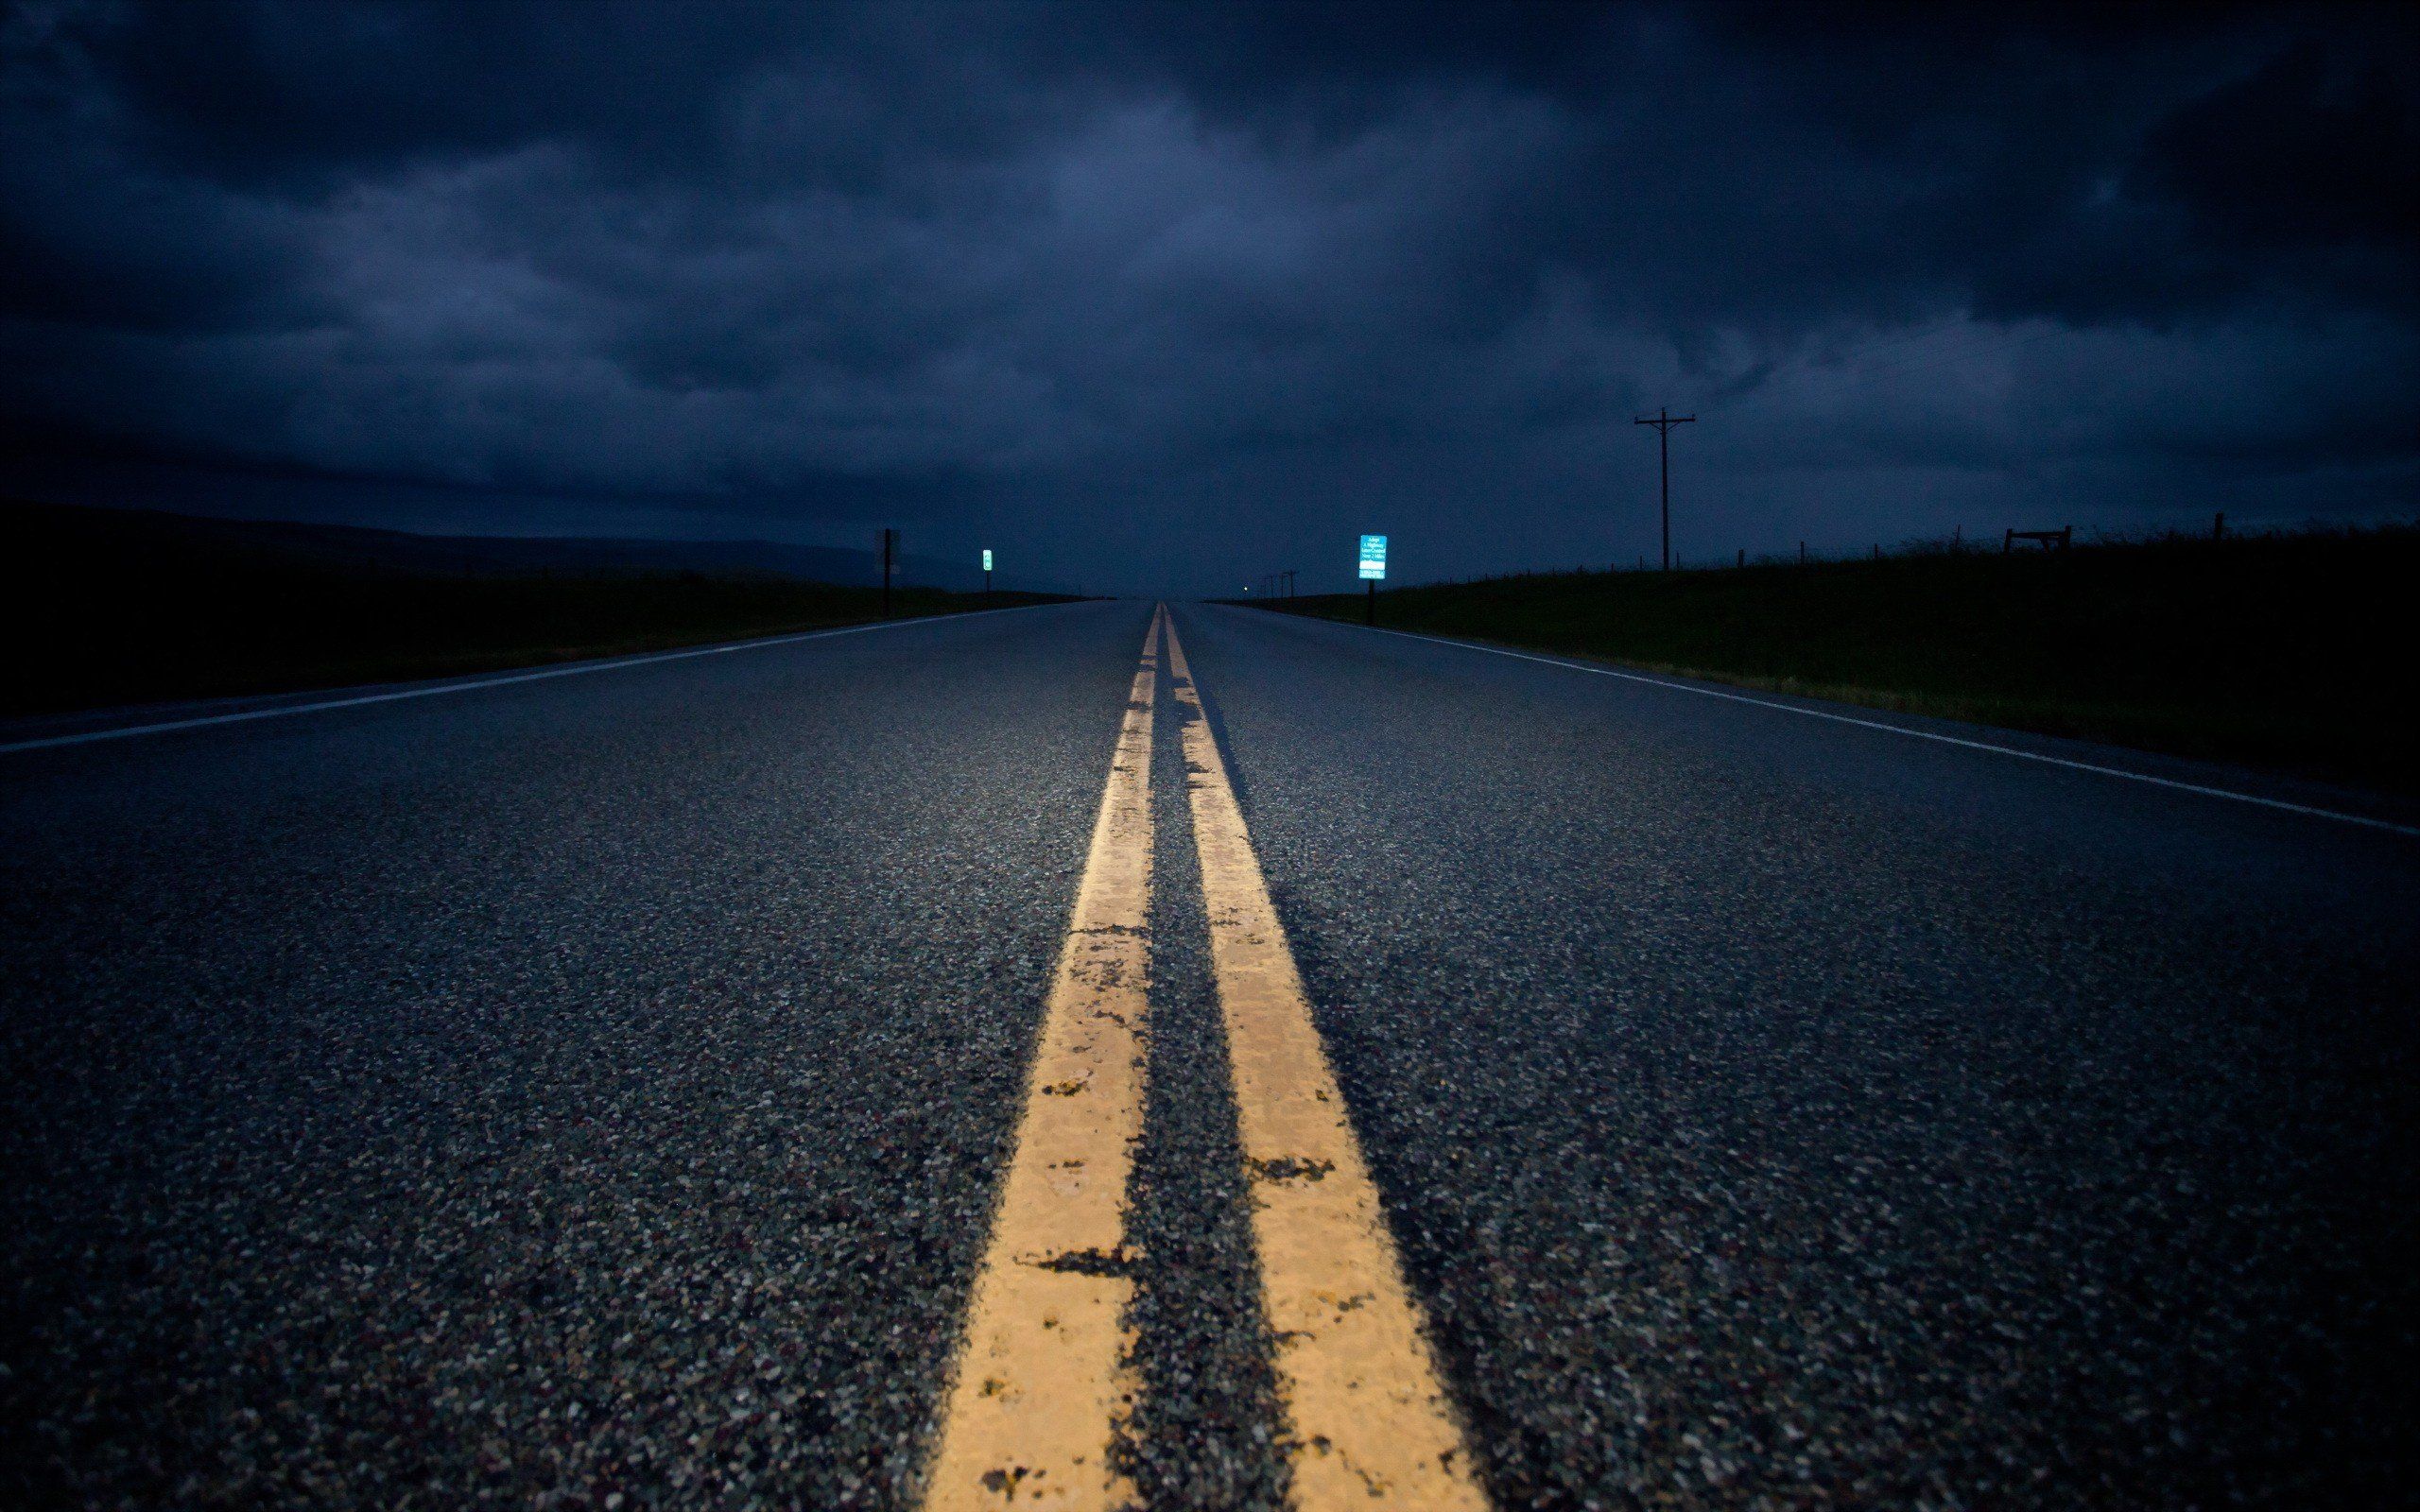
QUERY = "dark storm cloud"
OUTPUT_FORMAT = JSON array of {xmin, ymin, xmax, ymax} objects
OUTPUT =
[{"xmin": 1, "ymin": 0, "xmax": 2412, "ymax": 591}]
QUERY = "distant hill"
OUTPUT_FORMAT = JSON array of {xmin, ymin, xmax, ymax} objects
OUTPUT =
[{"xmin": 0, "ymin": 499, "xmax": 1068, "ymax": 595}]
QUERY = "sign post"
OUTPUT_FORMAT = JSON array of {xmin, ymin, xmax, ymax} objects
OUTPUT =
[
  {"xmin": 880, "ymin": 527, "xmax": 900, "ymax": 616},
  {"xmin": 1358, "ymin": 534, "xmax": 1387, "ymax": 626},
  {"xmin": 981, "ymin": 548, "xmax": 994, "ymax": 600}
]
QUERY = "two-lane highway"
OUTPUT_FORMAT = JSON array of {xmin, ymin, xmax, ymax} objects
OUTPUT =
[{"xmin": 3, "ymin": 599, "xmax": 2412, "ymax": 1509}]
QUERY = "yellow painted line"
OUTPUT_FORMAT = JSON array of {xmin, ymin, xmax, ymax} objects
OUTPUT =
[
  {"xmin": 1164, "ymin": 618, "xmax": 1491, "ymax": 1511},
  {"xmin": 921, "ymin": 606, "xmax": 1165, "ymax": 1511}
]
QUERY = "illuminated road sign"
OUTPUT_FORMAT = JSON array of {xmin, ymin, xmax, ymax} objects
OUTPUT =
[{"xmin": 1358, "ymin": 535, "xmax": 1388, "ymax": 580}]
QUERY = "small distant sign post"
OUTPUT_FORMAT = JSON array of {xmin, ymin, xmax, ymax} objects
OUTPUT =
[
  {"xmin": 981, "ymin": 548, "xmax": 994, "ymax": 600},
  {"xmin": 1358, "ymin": 534, "xmax": 1387, "ymax": 625},
  {"xmin": 880, "ymin": 527, "xmax": 900, "ymax": 617}
]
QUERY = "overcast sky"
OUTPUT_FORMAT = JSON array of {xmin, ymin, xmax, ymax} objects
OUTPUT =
[{"xmin": 2, "ymin": 0, "xmax": 2413, "ymax": 593}]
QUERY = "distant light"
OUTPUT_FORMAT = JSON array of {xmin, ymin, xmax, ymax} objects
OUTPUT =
[
  {"xmin": 1358, "ymin": 534, "xmax": 1388, "ymax": 580},
  {"xmin": 982, "ymin": 549, "xmax": 994, "ymax": 572}
]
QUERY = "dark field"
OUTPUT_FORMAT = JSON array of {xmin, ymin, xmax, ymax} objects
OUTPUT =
[
  {"xmin": 1252, "ymin": 528, "xmax": 2420, "ymax": 793},
  {"xmin": 2, "ymin": 505, "xmax": 1071, "ymax": 717}
]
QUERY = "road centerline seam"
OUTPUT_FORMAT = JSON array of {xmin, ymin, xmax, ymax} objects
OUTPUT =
[{"xmin": 1164, "ymin": 615, "xmax": 1494, "ymax": 1511}]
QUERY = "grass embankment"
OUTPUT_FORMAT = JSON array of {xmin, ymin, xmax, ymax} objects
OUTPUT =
[
  {"xmin": 1249, "ymin": 529, "xmax": 2420, "ymax": 793},
  {"xmin": 4, "ymin": 566, "xmax": 1070, "ymax": 718}
]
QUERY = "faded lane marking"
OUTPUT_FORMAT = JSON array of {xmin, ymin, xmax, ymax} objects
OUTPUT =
[
  {"xmin": 1165, "ymin": 618, "xmax": 1492, "ymax": 1511},
  {"xmin": 921, "ymin": 607, "xmax": 1164, "ymax": 1511}
]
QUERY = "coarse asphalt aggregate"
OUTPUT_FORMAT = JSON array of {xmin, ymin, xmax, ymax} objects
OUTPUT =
[
  {"xmin": 1167, "ymin": 603, "xmax": 2415, "ymax": 1510},
  {"xmin": 4, "ymin": 596, "xmax": 2413, "ymax": 1509}
]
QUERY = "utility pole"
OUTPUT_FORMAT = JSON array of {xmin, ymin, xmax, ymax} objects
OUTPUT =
[{"xmin": 1634, "ymin": 407, "xmax": 1697, "ymax": 572}]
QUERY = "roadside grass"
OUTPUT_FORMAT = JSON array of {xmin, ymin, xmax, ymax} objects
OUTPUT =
[
  {"xmin": 1243, "ymin": 526, "xmax": 2420, "ymax": 794},
  {"xmin": 4, "ymin": 567, "xmax": 1075, "ymax": 718}
]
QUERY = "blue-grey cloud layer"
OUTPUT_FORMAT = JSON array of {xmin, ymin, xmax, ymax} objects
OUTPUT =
[{"xmin": 3, "ymin": 1, "xmax": 2412, "ymax": 591}]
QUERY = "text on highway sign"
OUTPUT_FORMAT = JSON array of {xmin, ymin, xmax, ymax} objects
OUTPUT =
[{"xmin": 1359, "ymin": 535, "xmax": 1388, "ymax": 580}]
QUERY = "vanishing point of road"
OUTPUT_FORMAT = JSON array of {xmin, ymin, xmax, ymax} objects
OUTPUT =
[{"xmin": 3, "ymin": 600, "xmax": 2411, "ymax": 1509}]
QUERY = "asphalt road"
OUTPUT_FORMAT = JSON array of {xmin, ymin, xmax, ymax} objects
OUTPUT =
[{"xmin": 3, "ymin": 599, "xmax": 2412, "ymax": 1509}]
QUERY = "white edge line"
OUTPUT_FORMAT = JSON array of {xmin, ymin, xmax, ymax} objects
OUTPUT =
[
  {"xmin": 1, "ymin": 603, "xmax": 1064, "ymax": 757},
  {"xmin": 1288, "ymin": 615, "xmax": 2416, "ymax": 840}
]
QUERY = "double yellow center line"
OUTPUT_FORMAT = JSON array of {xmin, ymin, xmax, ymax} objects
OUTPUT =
[{"xmin": 923, "ymin": 607, "xmax": 1489, "ymax": 1510}]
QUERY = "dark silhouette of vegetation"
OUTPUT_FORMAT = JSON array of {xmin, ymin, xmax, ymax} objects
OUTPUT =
[
  {"xmin": 3, "ymin": 503, "xmax": 1072, "ymax": 717},
  {"xmin": 1244, "ymin": 525, "xmax": 2420, "ymax": 794}
]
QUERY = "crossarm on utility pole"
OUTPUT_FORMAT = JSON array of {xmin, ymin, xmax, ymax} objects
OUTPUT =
[{"xmin": 1634, "ymin": 408, "xmax": 1697, "ymax": 572}]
